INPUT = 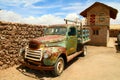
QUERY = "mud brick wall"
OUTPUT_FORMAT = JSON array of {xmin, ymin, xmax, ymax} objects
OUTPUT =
[
  {"xmin": 110, "ymin": 30, "xmax": 119, "ymax": 37},
  {"xmin": 0, "ymin": 21, "xmax": 45, "ymax": 69}
]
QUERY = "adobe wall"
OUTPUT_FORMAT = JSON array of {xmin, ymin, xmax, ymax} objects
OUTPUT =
[
  {"xmin": 87, "ymin": 5, "xmax": 110, "ymax": 26},
  {"xmin": 110, "ymin": 30, "xmax": 119, "ymax": 37},
  {"xmin": 88, "ymin": 26, "xmax": 109, "ymax": 46},
  {"xmin": 85, "ymin": 4, "xmax": 110, "ymax": 46},
  {"xmin": 0, "ymin": 21, "xmax": 45, "ymax": 69}
]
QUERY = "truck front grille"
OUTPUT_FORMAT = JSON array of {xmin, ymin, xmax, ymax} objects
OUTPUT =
[{"xmin": 25, "ymin": 49, "xmax": 42, "ymax": 61}]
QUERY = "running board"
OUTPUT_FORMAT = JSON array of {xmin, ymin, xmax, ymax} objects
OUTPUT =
[{"xmin": 67, "ymin": 51, "xmax": 83, "ymax": 62}]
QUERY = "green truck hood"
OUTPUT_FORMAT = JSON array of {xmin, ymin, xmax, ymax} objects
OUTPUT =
[
  {"xmin": 33, "ymin": 35, "xmax": 65, "ymax": 43},
  {"xmin": 29, "ymin": 35, "xmax": 66, "ymax": 49}
]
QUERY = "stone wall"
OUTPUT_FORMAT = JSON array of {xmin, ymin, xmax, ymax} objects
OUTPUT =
[
  {"xmin": 110, "ymin": 30, "xmax": 119, "ymax": 37},
  {"xmin": 0, "ymin": 21, "xmax": 45, "ymax": 69},
  {"xmin": 85, "ymin": 4, "xmax": 110, "ymax": 46},
  {"xmin": 87, "ymin": 5, "xmax": 110, "ymax": 26},
  {"xmin": 87, "ymin": 26, "xmax": 109, "ymax": 46}
]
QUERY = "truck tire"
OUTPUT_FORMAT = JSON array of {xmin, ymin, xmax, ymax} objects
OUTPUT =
[
  {"xmin": 52, "ymin": 57, "xmax": 64, "ymax": 76},
  {"xmin": 81, "ymin": 46, "xmax": 87, "ymax": 57}
]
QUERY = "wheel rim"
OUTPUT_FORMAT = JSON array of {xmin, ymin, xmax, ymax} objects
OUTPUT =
[{"xmin": 56, "ymin": 58, "xmax": 64, "ymax": 74}]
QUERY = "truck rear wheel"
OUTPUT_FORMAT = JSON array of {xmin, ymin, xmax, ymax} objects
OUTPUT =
[{"xmin": 52, "ymin": 57, "xmax": 64, "ymax": 76}]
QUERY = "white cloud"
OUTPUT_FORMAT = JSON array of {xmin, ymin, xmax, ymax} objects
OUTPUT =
[
  {"xmin": 0, "ymin": 10, "xmax": 65, "ymax": 25},
  {"xmin": 0, "ymin": 10, "xmax": 83, "ymax": 25},
  {"xmin": 0, "ymin": 0, "xmax": 43, "ymax": 7},
  {"xmin": 31, "ymin": 4, "xmax": 62, "ymax": 9},
  {"xmin": 62, "ymin": 3, "xmax": 82, "ymax": 13},
  {"xmin": 53, "ymin": 12, "xmax": 66, "ymax": 16},
  {"xmin": 23, "ymin": 0, "xmax": 43, "ymax": 7},
  {"xmin": 24, "ymin": 14, "xmax": 64, "ymax": 25},
  {"xmin": 64, "ymin": 13, "xmax": 82, "ymax": 24},
  {"xmin": 0, "ymin": 10, "xmax": 23, "ymax": 23},
  {"xmin": 0, "ymin": 0, "xmax": 61, "ymax": 9},
  {"xmin": 65, "ymin": 13, "xmax": 79, "ymax": 20},
  {"xmin": 61, "ymin": 2, "xmax": 91, "ymax": 14}
]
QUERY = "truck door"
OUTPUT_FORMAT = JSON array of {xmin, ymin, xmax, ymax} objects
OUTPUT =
[{"xmin": 67, "ymin": 27, "xmax": 77, "ymax": 55}]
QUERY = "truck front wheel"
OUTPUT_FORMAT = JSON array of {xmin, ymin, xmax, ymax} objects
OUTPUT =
[{"xmin": 52, "ymin": 57, "xmax": 64, "ymax": 76}]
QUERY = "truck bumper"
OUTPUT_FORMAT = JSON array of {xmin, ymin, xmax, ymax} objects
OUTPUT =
[{"xmin": 18, "ymin": 59, "xmax": 54, "ymax": 70}]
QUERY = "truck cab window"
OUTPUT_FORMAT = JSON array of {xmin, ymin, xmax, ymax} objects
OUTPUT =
[{"xmin": 68, "ymin": 27, "xmax": 76, "ymax": 36}]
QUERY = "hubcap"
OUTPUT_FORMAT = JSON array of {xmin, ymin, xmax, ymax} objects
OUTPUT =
[{"xmin": 57, "ymin": 59, "xmax": 64, "ymax": 74}]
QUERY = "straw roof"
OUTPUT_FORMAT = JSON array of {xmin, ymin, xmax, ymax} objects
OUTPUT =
[{"xmin": 80, "ymin": 2, "xmax": 118, "ymax": 19}]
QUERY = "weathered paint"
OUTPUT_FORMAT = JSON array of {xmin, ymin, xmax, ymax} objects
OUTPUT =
[
  {"xmin": 28, "ymin": 26, "xmax": 78, "ymax": 65},
  {"xmin": 43, "ymin": 47, "xmax": 66, "ymax": 65},
  {"xmin": 46, "ymin": 40, "xmax": 66, "ymax": 47},
  {"xmin": 33, "ymin": 35, "xmax": 65, "ymax": 43},
  {"xmin": 29, "ymin": 35, "xmax": 66, "ymax": 50},
  {"xmin": 66, "ymin": 36, "xmax": 77, "ymax": 55},
  {"xmin": 20, "ymin": 24, "xmax": 90, "ymax": 70}
]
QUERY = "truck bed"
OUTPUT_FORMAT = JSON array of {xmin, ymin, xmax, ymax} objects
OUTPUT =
[{"xmin": 77, "ymin": 28, "xmax": 90, "ymax": 44}]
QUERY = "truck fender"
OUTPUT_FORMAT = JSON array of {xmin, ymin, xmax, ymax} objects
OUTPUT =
[{"xmin": 43, "ymin": 47, "xmax": 66, "ymax": 66}]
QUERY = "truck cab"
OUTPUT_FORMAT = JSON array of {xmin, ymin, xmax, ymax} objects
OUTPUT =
[{"xmin": 19, "ymin": 24, "xmax": 90, "ymax": 76}]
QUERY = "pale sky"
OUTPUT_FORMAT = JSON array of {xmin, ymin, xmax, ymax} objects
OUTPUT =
[{"xmin": 0, "ymin": 0, "xmax": 119, "ymax": 25}]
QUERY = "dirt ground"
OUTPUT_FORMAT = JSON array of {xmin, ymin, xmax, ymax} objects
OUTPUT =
[{"xmin": 1, "ymin": 45, "xmax": 120, "ymax": 80}]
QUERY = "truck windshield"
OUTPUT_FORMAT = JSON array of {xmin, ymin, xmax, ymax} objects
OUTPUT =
[{"xmin": 45, "ymin": 27, "xmax": 67, "ymax": 35}]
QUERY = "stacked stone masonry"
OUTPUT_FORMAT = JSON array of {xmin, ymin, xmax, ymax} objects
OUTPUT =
[{"xmin": 0, "ymin": 21, "xmax": 45, "ymax": 69}]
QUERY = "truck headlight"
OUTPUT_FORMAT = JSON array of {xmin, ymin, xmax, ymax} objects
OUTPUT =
[
  {"xmin": 43, "ymin": 51, "xmax": 52, "ymax": 59},
  {"xmin": 40, "ymin": 44, "xmax": 45, "ymax": 48}
]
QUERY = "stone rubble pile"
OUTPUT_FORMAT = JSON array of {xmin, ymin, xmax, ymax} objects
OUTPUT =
[{"xmin": 0, "ymin": 21, "xmax": 45, "ymax": 69}]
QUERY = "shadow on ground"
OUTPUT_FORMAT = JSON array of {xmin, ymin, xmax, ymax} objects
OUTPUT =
[
  {"xmin": 16, "ymin": 55, "xmax": 82, "ymax": 80},
  {"xmin": 114, "ymin": 40, "xmax": 120, "ymax": 53},
  {"xmin": 115, "ymin": 45, "xmax": 120, "ymax": 53},
  {"xmin": 16, "ymin": 65, "xmax": 54, "ymax": 80}
]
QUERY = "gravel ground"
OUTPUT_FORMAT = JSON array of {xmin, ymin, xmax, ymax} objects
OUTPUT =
[{"xmin": 0, "ymin": 46, "xmax": 120, "ymax": 80}]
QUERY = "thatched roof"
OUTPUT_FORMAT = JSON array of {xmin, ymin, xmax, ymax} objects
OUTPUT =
[
  {"xmin": 80, "ymin": 2, "xmax": 118, "ymax": 19},
  {"xmin": 110, "ymin": 24, "xmax": 120, "ymax": 30}
]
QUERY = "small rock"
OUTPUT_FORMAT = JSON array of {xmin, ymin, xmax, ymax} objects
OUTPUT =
[
  {"xmin": 2, "ymin": 64, "xmax": 8, "ymax": 69},
  {"xmin": 0, "ymin": 61, "xmax": 3, "ymax": 66},
  {"xmin": 10, "ymin": 61, "xmax": 15, "ymax": 66}
]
